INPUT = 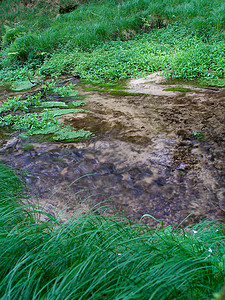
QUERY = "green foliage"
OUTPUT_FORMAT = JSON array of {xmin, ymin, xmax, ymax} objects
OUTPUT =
[
  {"xmin": 39, "ymin": 101, "xmax": 68, "ymax": 108},
  {"xmin": 192, "ymin": 131, "xmax": 206, "ymax": 141},
  {"xmin": 39, "ymin": 100, "xmax": 87, "ymax": 108},
  {"xmin": 110, "ymin": 90, "xmax": 146, "ymax": 96},
  {"xmin": 2, "ymin": 25, "xmax": 27, "ymax": 46},
  {"xmin": 23, "ymin": 144, "xmax": 35, "ymax": 151},
  {"xmin": 0, "ymin": 163, "xmax": 24, "ymax": 202},
  {"xmin": 0, "ymin": 111, "xmax": 56, "ymax": 133},
  {"xmin": 0, "ymin": 79, "xmax": 91, "ymax": 141},
  {"xmin": 0, "ymin": 93, "xmax": 42, "ymax": 113},
  {"xmin": 69, "ymin": 100, "xmax": 87, "ymax": 107},
  {"xmin": 0, "ymin": 0, "xmax": 225, "ymax": 85},
  {"xmin": 0, "ymin": 164, "xmax": 224, "ymax": 299},
  {"xmin": 1, "ymin": 0, "xmax": 225, "ymax": 62},
  {"xmin": 165, "ymin": 41, "xmax": 225, "ymax": 80},
  {"xmin": 163, "ymin": 87, "xmax": 192, "ymax": 92},
  {"xmin": 0, "ymin": 65, "xmax": 34, "ymax": 82},
  {"xmin": 10, "ymin": 80, "xmax": 36, "ymax": 91},
  {"xmin": 31, "ymin": 124, "xmax": 93, "ymax": 141},
  {"xmin": 0, "ymin": 0, "xmax": 58, "ymax": 38},
  {"xmin": 45, "ymin": 108, "xmax": 87, "ymax": 116},
  {"xmin": 42, "ymin": 80, "xmax": 78, "ymax": 97},
  {"xmin": 39, "ymin": 26, "xmax": 224, "ymax": 84}
]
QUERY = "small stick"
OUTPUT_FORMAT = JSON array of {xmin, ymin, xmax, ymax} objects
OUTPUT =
[{"xmin": 90, "ymin": 11, "xmax": 101, "ymax": 17}]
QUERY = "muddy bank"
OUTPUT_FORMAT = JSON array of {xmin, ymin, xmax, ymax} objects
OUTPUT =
[{"xmin": 0, "ymin": 75, "xmax": 224, "ymax": 225}]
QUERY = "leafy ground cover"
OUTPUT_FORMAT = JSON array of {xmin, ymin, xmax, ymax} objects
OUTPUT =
[
  {"xmin": 0, "ymin": 163, "xmax": 225, "ymax": 299},
  {"xmin": 0, "ymin": 80, "xmax": 93, "ymax": 141},
  {"xmin": 0, "ymin": 0, "xmax": 224, "ymax": 85}
]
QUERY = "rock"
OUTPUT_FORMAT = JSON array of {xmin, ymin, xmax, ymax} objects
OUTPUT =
[{"xmin": 0, "ymin": 137, "xmax": 19, "ymax": 153}]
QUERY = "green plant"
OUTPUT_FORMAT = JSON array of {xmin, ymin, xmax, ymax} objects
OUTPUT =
[
  {"xmin": 163, "ymin": 87, "xmax": 192, "ymax": 92},
  {"xmin": 0, "ymin": 78, "xmax": 91, "ymax": 141},
  {"xmin": 192, "ymin": 131, "xmax": 206, "ymax": 141},
  {"xmin": 2, "ymin": 25, "xmax": 27, "ymax": 46}
]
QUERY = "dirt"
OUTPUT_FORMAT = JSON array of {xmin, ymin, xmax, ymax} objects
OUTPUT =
[{"xmin": 0, "ymin": 73, "xmax": 224, "ymax": 226}]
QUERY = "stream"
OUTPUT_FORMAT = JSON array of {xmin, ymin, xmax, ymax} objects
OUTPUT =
[{"xmin": 0, "ymin": 73, "xmax": 224, "ymax": 226}]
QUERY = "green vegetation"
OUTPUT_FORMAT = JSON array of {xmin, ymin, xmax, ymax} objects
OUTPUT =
[
  {"xmin": 98, "ymin": 83, "xmax": 128, "ymax": 89},
  {"xmin": 0, "ymin": 81, "xmax": 92, "ymax": 141},
  {"xmin": 83, "ymin": 86, "xmax": 107, "ymax": 92},
  {"xmin": 31, "ymin": 124, "xmax": 93, "ymax": 141},
  {"xmin": 10, "ymin": 80, "xmax": 36, "ymax": 91},
  {"xmin": 45, "ymin": 108, "xmax": 87, "ymax": 116},
  {"xmin": 163, "ymin": 87, "xmax": 192, "ymax": 92},
  {"xmin": 0, "ymin": 0, "xmax": 224, "ymax": 85},
  {"xmin": 23, "ymin": 144, "xmax": 35, "ymax": 151},
  {"xmin": 0, "ymin": 92, "xmax": 42, "ymax": 113},
  {"xmin": 192, "ymin": 131, "xmax": 206, "ymax": 141},
  {"xmin": 0, "ymin": 163, "xmax": 225, "ymax": 299},
  {"xmin": 110, "ymin": 90, "xmax": 147, "ymax": 96},
  {"xmin": 40, "ymin": 100, "xmax": 87, "ymax": 108}
]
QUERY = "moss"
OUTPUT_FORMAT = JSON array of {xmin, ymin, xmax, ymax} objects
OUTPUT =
[
  {"xmin": 98, "ymin": 83, "xmax": 116, "ymax": 88},
  {"xmin": 109, "ymin": 90, "xmax": 147, "ymax": 96},
  {"xmin": 23, "ymin": 144, "xmax": 35, "ymax": 151},
  {"xmin": 98, "ymin": 83, "xmax": 128, "ymax": 90},
  {"xmin": 163, "ymin": 87, "xmax": 192, "ymax": 92},
  {"xmin": 83, "ymin": 87, "xmax": 107, "ymax": 92}
]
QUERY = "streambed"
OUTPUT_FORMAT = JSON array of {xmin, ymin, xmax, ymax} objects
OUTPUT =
[{"xmin": 0, "ymin": 74, "xmax": 224, "ymax": 226}]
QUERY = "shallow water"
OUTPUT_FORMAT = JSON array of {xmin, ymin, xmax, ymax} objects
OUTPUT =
[{"xmin": 0, "ymin": 75, "xmax": 224, "ymax": 225}]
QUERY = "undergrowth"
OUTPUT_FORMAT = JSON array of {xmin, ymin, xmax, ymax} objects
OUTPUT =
[
  {"xmin": 0, "ymin": 0, "xmax": 224, "ymax": 85},
  {"xmin": 0, "ymin": 163, "xmax": 225, "ymax": 299},
  {"xmin": 0, "ymin": 80, "xmax": 93, "ymax": 141}
]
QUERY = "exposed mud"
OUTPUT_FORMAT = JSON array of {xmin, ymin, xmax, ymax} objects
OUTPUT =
[{"xmin": 0, "ymin": 74, "xmax": 224, "ymax": 226}]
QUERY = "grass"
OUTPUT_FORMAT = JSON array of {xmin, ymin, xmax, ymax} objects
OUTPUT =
[
  {"xmin": 163, "ymin": 87, "xmax": 192, "ymax": 92},
  {"xmin": 110, "ymin": 90, "xmax": 147, "ymax": 96},
  {"xmin": 0, "ymin": 163, "xmax": 225, "ymax": 299},
  {"xmin": 0, "ymin": 0, "xmax": 224, "ymax": 85}
]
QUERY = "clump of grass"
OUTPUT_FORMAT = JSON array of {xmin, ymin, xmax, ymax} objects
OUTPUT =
[
  {"xmin": 0, "ymin": 164, "xmax": 224, "ymax": 299},
  {"xmin": 163, "ymin": 87, "xmax": 192, "ymax": 92},
  {"xmin": 98, "ymin": 83, "xmax": 128, "ymax": 89},
  {"xmin": 110, "ymin": 90, "xmax": 147, "ymax": 96},
  {"xmin": 83, "ymin": 87, "xmax": 107, "ymax": 92},
  {"xmin": 23, "ymin": 144, "xmax": 35, "ymax": 151}
]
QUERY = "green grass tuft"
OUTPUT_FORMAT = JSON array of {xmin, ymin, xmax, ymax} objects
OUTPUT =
[
  {"xmin": 110, "ymin": 90, "xmax": 147, "ymax": 96},
  {"xmin": 163, "ymin": 87, "xmax": 192, "ymax": 92}
]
